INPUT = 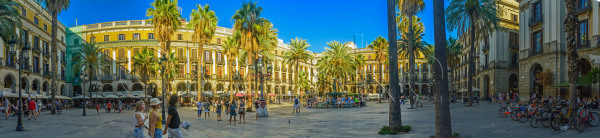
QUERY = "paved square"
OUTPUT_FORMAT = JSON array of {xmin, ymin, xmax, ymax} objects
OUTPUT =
[{"xmin": 0, "ymin": 102, "xmax": 598, "ymax": 137}]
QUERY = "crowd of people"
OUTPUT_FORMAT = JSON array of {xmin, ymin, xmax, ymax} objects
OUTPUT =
[{"xmin": 1, "ymin": 96, "xmax": 73, "ymax": 120}]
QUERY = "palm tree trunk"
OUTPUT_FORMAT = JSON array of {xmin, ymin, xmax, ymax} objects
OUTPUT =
[
  {"xmin": 379, "ymin": 62, "xmax": 383, "ymax": 103},
  {"xmin": 50, "ymin": 10, "xmax": 58, "ymax": 114},
  {"xmin": 565, "ymin": 0, "xmax": 579, "ymax": 109},
  {"xmin": 433, "ymin": 0, "xmax": 452, "ymax": 136},
  {"xmin": 408, "ymin": 15, "xmax": 416, "ymax": 109},
  {"xmin": 467, "ymin": 14, "xmax": 475, "ymax": 106},
  {"xmin": 387, "ymin": 0, "xmax": 402, "ymax": 132},
  {"xmin": 198, "ymin": 42, "xmax": 204, "ymax": 101}
]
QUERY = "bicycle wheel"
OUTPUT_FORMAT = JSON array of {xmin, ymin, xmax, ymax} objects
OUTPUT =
[
  {"xmin": 530, "ymin": 112, "xmax": 541, "ymax": 128},
  {"xmin": 499, "ymin": 108, "xmax": 508, "ymax": 118},
  {"xmin": 575, "ymin": 116, "xmax": 586, "ymax": 132},
  {"xmin": 589, "ymin": 112, "xmax": 599, "ymax": 127},
  {"xmin": 511, "ymin": 110, "xmax": 520, "ymax": 121},
  {"xmin": 541, "ymin": 111, "xmax": 551, "ymax": 128},
  {"xmin": 550, "ymin": 113, "xmax": 561, "ymax": 131},
  {"xmin": 519, "ymin": 110, "xmax": 529, "ymax": 123}
]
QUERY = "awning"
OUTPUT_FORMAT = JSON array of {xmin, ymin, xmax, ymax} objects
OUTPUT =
[
  {"xmin": 73, "ymin": 95, "xmax": 85, "ymax": 99},
  {"xmin": 457, "ymin": 87, "xmax": 480, "ymax": 92},
  {"xmin": 104, "ymin": 95, "xmax": 120, "ymax": 99},
  {"xmin": 552, "ymin": 75, "xmax": 593, "ymax": 87},
  {"xmin": 120, "ymin": 94, "xmax": 136, "ymax": 98},
  {"xmin": 135, "ymin": 94, "xmax": 148, "ymax": 99},
  {"xmin": 0, "ymin": 92, "xmax": 18, "ymax": 98}
]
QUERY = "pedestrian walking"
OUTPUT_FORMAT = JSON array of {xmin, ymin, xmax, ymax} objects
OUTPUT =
[
  {"xmin": 148, "ymin": 98, "xmax": 163, "ymax": 138},
  {"xmin": 119, "ymin": 100, "xmax": 123, "ymax": 113},
  {"xmin": 229, "ymin": 100, "xmax": 237, "ymax": 124},
  {"xmin": 5, "ymin": 98, "xmax": 10, "ymax": 120},
  {"xmin": 216, "ymin": 100, "xmax": 222, "ymax": 121},
  {"xmin": 107, "ymin": 102, "xmax": 112, "ymax": 113},
  {"xmin": 292, "ymin": 97, "xmax": 299, "ymax": 113},
  {"xmin": 196, "ymin": 100, "xmax": 202, "ymax": 120},
  {"xmin": 96, "ymin": 104, "xmax": 100, "ymax": 115},
  {"xmin": 204, "ymin": 100, "xmax": 211, "ymax": 119},
  {"xmin": 134, "ymin": 100, "xmax": 148, "ymax": 138},
  {"xmin": 238, "ymin": 99, "xmax": 246, "ymax": 124},
  {"xmin": 224, "ymin": 100, "xmax": 230, "ymax": 117},
  {"xmin": 27, "ymin": 98, "xmax": 36, "ymax": 120},
  {"xmin": 163, "ymin": 95, "xmax": 182, "ymax": 138},
  {"xmin": 254, "ymin": 98, "xmax": 260, "ymax": 120},
  {"xmin": 36, "ymin": 99, "xmax": 41, "ymax": 117}
]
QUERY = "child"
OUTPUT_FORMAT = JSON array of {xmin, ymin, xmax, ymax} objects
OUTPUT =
[{"xmin": 96, "ymin": 104, "xmax": 100, "ymax": 115}]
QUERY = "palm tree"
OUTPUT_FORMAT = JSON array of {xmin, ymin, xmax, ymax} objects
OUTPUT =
[
  {"xmin": 433, "ymin": 0, "xmax": 452, "ymax": 136},
  {"xmin": 565, "ymin": 0, "xmax": 580, "ymax": 109},
  {"xmin": 188, "ymin": 4, "xmax": 218, "ymax": 100},
  {"xmin": 387, "ymin": 0, "xmax": 402, "ymax": 132},
  {"xmin": 36, "ymin": 0, "xmax": 70, "ymax": 115},
  {"xmin": 131, "ymin": 48, "xmax": 159, "ymax": 101},
  {"xmin": 164, "ymin": 52, "xmax": 180, "ymax": 95},
  {"xmin": 317, "ymin": 41, "xmax": 355, "ymax": 94},
  {"xmin": 446, "ymin": 37, "xmax": 462, "ymax": 86},
  {"xmin": 72, "ymin": 43, "xmax": 109, "ymax": 115},
  {"xmin": 367, "ymin": 36, "xmax": 388, "ymax": 102},
  {"xmin": 223, "ymin": 36, "xmax": 239, "ymax": 100},
  {"xmin": 283, "ymin": 37, "xmax": 314, "ymax": 99},
  {"xmin": 397, "ymin": 12, "xmax": 426, "ymax": 109},
  {"xmin": 232, "ymin": 2, "xmax": 278, "ymax": 104},
  {"xmin": 446, "ymin": 0, "xmax": 498, "ymax": 106},
  {"xmin": 353, "ymin": 54, "xmax": 365, "ymax": 94},
  {"xmin": 0, "ymin": 0, "xmax": 22, "ymax": 42},
  {"xmin": 298, "ymin": 71, "xmax": 310, "ymax": 97},
  {"xmin": 147, "ymin": 0, "xmax": 180, "ymax": 98}
]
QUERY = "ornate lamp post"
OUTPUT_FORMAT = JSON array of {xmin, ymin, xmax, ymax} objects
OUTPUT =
[
  {"xmin": 9, "ymin": 38, "xmax": 29, "ymax": 131},
  {"xmin": 255, "ymin": 56, "xmax": 272, "ymax": 117},
  {"xmin": 159, "ymin": 55, "xmax": 167, "ymax": 125}
]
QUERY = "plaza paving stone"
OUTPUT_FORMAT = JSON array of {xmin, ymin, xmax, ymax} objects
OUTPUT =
[{"xmin": 0, "ymin": 101, "xmax": 598, "ymax": 138}]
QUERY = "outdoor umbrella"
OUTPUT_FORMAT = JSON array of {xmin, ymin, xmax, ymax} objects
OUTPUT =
[
  {"xmin": 134, "ymin": 94, "xmax": 147, "ymax": 99},
  {"xmin": 121, "ymin": 94, "xmax": 135, "ymax": 98},
  {"xmin": 104, "ymin": 95, "xmax": 119, "ymax": 99},
  {"xmin": 235, "ymin": 93, "xmax": 247, "ymax": 97},
  {"xmin": 0, "ymin": 92, "xmax": 18, "ymax": 98},
  {"xmin": 268, "ymin": 93, "xmax": 276, "ymax": 96},
  {"xmin": 73, "ymin": 95, "xmax": 85, "ymax": 99}
]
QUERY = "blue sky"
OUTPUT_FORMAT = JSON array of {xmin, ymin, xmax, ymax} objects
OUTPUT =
[{"xmin": 58, "ymin": 0, "xmax": 453, "ymax": 53}]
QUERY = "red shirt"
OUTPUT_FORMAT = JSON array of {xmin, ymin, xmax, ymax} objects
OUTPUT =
[
  {"xmin": 107, "ymin": 103, "xmax": 111, "ymax": 108},
  {"xmin": 28, "ymin": 100, "xmax": 36, "ymax": 110}
]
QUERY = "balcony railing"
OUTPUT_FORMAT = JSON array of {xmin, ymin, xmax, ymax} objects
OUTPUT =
[
  {"xmin": 32, "ymin": 46, "xmax": 41, "ymax": 53},
  {"xmin": 510, "ymin": 63, "xmax": 518, "ymax": 69},
  {"xmin": 44, "ymin": 71, "xmax": 51, "ymax": 77},
  {"xmin": 33, "ymin": 68, "xmax": 40, "ymax": 74},
  {"xmin": 528, "ymin": 14, "xmax": 543, "ymax": 27},
  {"xmin": 117, "ymin": 58, "xmax": 127, "ymax": 63},
  {"xmin": 204, "ymin": 59, "xmax": 213, "ymax": 64},
  {"xmin": 529, "ymin": 49, "xmax": 543, "ymax": 57},
  {"xmin": 575, "ymin": 0, "xmax": 591, "ymax": 14},
  {"xmin": 509, "ymin": 43, "xmax": 518, "ymax": 49},
  {"xmin": 100, "ymin": 75, "xmax": 113, "ymax": 80},
  {"xmin": 216, "ymin": 60, "xmax": 225, "ymax": 65},
  {"xmin": 577, "ymin": 40, "xmax": 590, "ymax": 49}
]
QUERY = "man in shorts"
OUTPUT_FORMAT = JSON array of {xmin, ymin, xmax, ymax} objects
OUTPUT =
[
  {"xmin": 292, "ymin": 97, "xmax": 299, "ymax": 113},
  {"xmin": 196, "ymin": 100, "xmax": 203, "ymax": 120},
  {"xmin": 28, "ymin": 99, "xmax": 36, "ymax": 120},
  {"xmin": 4, "ymin": 98, "xmax": 10, "ymax": 120}
]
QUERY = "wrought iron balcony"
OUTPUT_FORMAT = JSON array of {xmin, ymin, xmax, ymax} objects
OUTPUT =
[
  {"xmin": 575, "ymin": 0, "xmax": 591, "ymax": 14},
  {"xmin": 577, "ymin": 40, "xmax": 590, "ymax": 49},
  {"xmin": 204, "ymin": 59, "xmax": 213, "ymax": 64},
  {"xmin": 216, "ymin": 60, "xmax": 225, "ymax": 65},
  {"xmin": 44, "ymin": 71, "xmax": 51, "ymax": 77},
  {"xmin": 528, "ymin": 14, "xmax": 543, "ymax": 27},
  {"xmin": 32, "ymin": 46, "xmax": 41, "ymax": 53},
  {"xmin": 117, "ymin": 58, "xmax": 127, "ymax": 63},
  {"xmin": 509, "ymin": 43, "xmax": 518, "ymax": 49}
]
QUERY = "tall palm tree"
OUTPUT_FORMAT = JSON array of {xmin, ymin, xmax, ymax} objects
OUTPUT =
[
  {"xmin": 164, "ymin": 52, "xmax": 180, "ymax": 95},
  {"xmin": 188, "ymin": 4, "xmax": 218, "ymax": 100},
  {"xmin": 223, "ymin": 36, "xmax": 239, "ymax": 100},
  {"xmin": 446, "ymin": 0, "xmax": 498, "ymax": 106},
  {"xmin": 397, "ymin": 11, "xmax": 425, "ymax": 109},
  {"xmin": 131, "ymin": 48, "xmax": 158, "ymax": 101},
  {"xmin": 298, "ymin": 71, "xmax": 310, "ymax": 97},
  {"xmin": 367, "ymin": 36, "xmax": 388, "ymax": 102},
  {"xmin": 446, "ymin": 37, "xmax": 462, "ymax": 86},
  {"xmin": 317, "ymin": 41, "xmax": 355, "ymax": 94},
  {"xmin": 72, "ymin": 43, "xmax": 109, "ymax": 115},
  {"xmin": 433, "ymin": 0, "xmax": 452, "ymax": 136},
  {"xmin": 565, "ymin": 0, "xmax": 580, "ymax": 109},
  {"xmin": 232, "ymin": 2, "xmax": 278, "ymax": 104},
  {"xmin": 387, "ymin": 0, "xmax": 402, "ymax": 132},
  {"xmin": 283, "ymin": 37, "xmax": 314, "ymax": 99},
  {"xmin": 36, "ymin": 0, "xmax": 70, "ymax": 115},
  {"xmin": 147, "ymin": 0, "xmax": 180, "ymax": 98},
  {"xmin": 353, "ymin": 54, "xmax": 365, "ymax": 94},
  {"xmin": 0, "ymin": 0, "xmax": 21, "ymax": 42}
]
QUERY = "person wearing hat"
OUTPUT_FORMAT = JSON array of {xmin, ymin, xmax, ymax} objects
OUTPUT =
[{"xmin": 148, "ymin": 98, "xmax": 163, "ymax": 138}]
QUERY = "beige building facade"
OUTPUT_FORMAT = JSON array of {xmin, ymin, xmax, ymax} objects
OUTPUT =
[{"xmin": 518, "ymin": 0, "xmax": 600, "ymax": 101}]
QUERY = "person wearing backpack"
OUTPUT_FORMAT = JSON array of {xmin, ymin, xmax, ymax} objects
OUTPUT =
[{"xmin": 292, "ymin": 97, "xmax": 300, "ymax": 113}]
